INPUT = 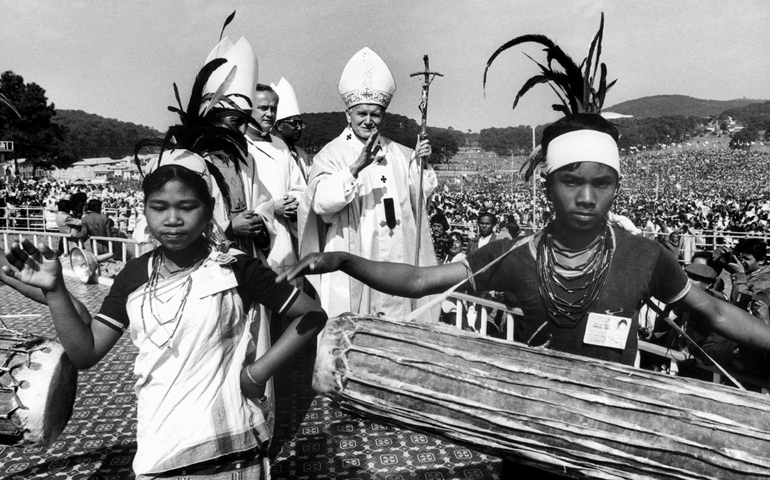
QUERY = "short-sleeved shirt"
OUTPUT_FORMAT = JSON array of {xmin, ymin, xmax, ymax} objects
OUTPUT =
[
  {"xmin": 96, "ymin": 251, "xmax": 299, "ymax": 331},
  {"xmin": 466, "ymin": 227, "xmax": 690, "ymax": 365},
  {"xmin": 93, "ymin": 250, "xmax": 300, "ymax": 476}
]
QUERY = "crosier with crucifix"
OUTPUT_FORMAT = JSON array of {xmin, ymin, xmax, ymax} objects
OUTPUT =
[
  {"xmin": 297, "ymin": 47, "xmax": 440, "ymax": 321},
  {"xmin": 410, "ymin": 55, "xmax": 444, "ymax": 265}
]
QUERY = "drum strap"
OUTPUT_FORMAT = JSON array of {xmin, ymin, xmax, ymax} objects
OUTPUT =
[
  {"xmin": 645, "ymin": 300, "xmax": 746, "ymax": 391},
  {"xmin": 405, "ymin": 239, "xmax": 523, "ymax": 322}
]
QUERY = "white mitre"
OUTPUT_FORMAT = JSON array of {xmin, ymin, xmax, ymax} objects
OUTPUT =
[
  {"xmin": 271, "ymin": 77, "xmax": 301, "ymax": 121},
  {"xmin": 338, "ymin": 47, "xmax": 396, "ymax": 109},
  {"xmin": 202, "ymin": 36, "xmax": 259, "ymax": 111}
]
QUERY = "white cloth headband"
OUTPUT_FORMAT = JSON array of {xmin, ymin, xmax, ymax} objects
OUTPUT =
[{"xmin": 545, "ymin": 129, "xmax": 620, "ymax": 175}]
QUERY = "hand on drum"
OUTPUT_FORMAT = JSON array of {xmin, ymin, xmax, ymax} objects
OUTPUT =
[
  {"xmin": 2, "ymin": 240, "xmax": 63, "ymax": 292},
  {"xmin": 276, "ymin": 252, "xmax": 343, "ymax": 284}
]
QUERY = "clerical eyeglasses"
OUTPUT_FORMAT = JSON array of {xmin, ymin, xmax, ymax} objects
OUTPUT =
[{"xmin": 281, "ymin": 119, "xmax": 305, "ymax": 129}]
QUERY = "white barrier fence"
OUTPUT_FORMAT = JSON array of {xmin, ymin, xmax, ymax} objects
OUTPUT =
[{"xmin": 1, "ymin": 229, "xmax": 144, "ymax": 260}]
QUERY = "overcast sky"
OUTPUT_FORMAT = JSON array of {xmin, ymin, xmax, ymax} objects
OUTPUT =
[{"xmin": 3, "ymin": 0, "xmax": 768, "ymax": 133}]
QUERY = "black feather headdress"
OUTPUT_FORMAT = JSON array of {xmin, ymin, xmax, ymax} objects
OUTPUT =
[
  {"xmin": 483, "ymin": 13, "xmax": 616, "ymax": 115},
  {"xmin": 133, "ymin": 57, "xmax": 254, "ymax": 174},
  {"xmin": 134, "ymin": 11, "xmax": 254, "ymax": 212},
  {"xmin": 482, "ymin": 13, "xmax": 616, "ymax": 179}
]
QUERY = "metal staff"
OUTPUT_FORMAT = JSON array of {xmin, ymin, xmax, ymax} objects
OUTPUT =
[{"xmin": 410, "ymin": 55, "xmax": 443, "ymax": 265}]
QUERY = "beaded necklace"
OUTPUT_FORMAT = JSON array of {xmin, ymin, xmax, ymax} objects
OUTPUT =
[
  {"xmin": 536, "ymin": 222, "xmax": 615, "ymax": 327},
  {"xmin": 140, "ymin": 246, "xmax": 208, "ymax": 349}
]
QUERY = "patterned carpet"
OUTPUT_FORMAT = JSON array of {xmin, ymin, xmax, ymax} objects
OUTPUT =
[{"xmin": 0, "ymin": 280, "xmax": 505, "ymax": 480}]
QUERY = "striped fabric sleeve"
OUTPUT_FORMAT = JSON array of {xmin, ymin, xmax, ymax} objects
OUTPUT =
[
  {"xmin": 277, "ymin": 287, "xmax": 301, "ymax": 315},
  {"xmin": 94, "ymin": 313, "xmax": 128, "ymax": 332},
  {"xmin": 95, "ymin": 253, "xmax": 151, "ymax": 332},
  {"xmin": 233, "ymin": 255, "xmax": 303, "ymax": 314}
]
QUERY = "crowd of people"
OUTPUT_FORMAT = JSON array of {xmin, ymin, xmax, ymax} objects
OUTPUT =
[
  {"xmin": 2, "ymin": 12, "xmax": 770, "ymax": 479},
  {"xmin": 428, "ymin": 148, "xmax": 770, "ymax": 244}
]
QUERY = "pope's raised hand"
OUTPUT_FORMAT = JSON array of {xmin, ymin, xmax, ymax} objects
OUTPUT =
[
  {"xmin": 276, "ymin": 252, "xmax": 343, "ymax": 284},
  {"xmin": 350, "ymin": 130, "xmax": 383, "ymax": 177},
  {"xmin": 2, "ymin": 240, "xmax": 63, "ymax": 291}
]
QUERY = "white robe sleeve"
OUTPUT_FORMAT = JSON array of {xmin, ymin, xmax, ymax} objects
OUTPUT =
[{"xmin": 312, "ymin": 168, "xmax": 359, "ymax": 217}]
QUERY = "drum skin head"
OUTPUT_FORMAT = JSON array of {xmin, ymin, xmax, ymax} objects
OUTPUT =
[{"xmin": 13, "ymin": 340, "xmax": 78, "ymax": 445}]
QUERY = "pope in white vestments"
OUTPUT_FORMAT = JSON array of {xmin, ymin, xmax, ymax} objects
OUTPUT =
[{"xmin": 298, "ymin": 47, "xmax": 438, "ymax": 320}]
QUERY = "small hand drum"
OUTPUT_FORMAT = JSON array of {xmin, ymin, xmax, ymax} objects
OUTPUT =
[{"xmin": 0, "ymin": 330, "xmax": 78, "ymax": 446}]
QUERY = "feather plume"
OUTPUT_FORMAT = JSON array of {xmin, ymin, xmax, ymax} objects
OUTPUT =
[
  {"xmin": 219, "ymin": 11, "xmax": 236, "ymax": 43},
  {"xmin": 202, "ymin": 65, "xmax": 238, "ymax": 116},
  {"xmin": 483, "ymin": 12, "xmax": 616, "ymax": 115},
  {"xmin": 0, "ymin": 93, "xmax": 21, "ymax": 118},
  {"xmin": 133, "ymin": 10, "xmax": 254, "ymax": 215}
]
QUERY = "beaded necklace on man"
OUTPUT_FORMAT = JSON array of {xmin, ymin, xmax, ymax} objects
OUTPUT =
[{"xmin": 536, "ymin": 222, "xmax": 615, "ymax": 327}]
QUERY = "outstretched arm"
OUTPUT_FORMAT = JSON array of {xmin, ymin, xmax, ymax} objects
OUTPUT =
[
  {"xmin": 2, "ymin": 241, "xmax": 120, "ymax": 369},
  {"xmin": 679, "ymin": 285, "xmax": 770, "ymax": 351},
  {"xmin": 277, "ymin": 252, "xmax": 469, "ymax": 298}
]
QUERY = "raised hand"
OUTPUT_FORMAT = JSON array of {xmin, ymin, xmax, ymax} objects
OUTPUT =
[
  {"xmin": 276, "ymin": 252, "xmax": 343, "ymax": 284},
  {"xmin": 2, "ymin": 240, "xmax": 63, "ymax": 291},
  {"xmin": 350, "ymin": 129, "xmax": 383, "ymax": 178}
]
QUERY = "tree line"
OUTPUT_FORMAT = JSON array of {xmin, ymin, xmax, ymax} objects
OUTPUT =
[{"xmin": 1, "ymin": 69, "xmax": 767, "ymax": 170}]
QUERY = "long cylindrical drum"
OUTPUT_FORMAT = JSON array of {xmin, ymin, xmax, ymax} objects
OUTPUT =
[
  {"xmin": 0, "ymin": 333, "xmax": 78, "ymax": 446},
  {"xmin": 314, "ymin": 314, "xmax": 770, "ymax": 479}
]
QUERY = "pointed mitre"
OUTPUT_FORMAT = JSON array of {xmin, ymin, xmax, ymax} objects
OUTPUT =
[
  {"xmin": 337, "ymin": 47, "xmax": 396, "ymax": 109},
  {"xmin": 202, "ymin": 36, "xmax": 259, "ymax": 111},
  {"xmin": 271, "ymin": 77, "xmax": 301, "ymax": 121}
]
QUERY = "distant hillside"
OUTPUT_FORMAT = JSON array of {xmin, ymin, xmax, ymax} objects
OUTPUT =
[
  {"xmin": 605, "ymin": 95, "xmax": 765, "ymax": 119},
  {"xmin": 722, "ymin": 101, "xmax": 770, "ymax": 130},
  {"xmin": 54, "ymin": 109, "xmax": 162, "ymax": 161}
]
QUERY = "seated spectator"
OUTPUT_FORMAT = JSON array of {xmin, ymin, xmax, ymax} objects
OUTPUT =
[
  {"xmin": 430, "ymin": 212, "xmax": 451, "ymax": 263},
  {"xmin": 468, "ymin": 212, "xmax": 497, "ymax": 254},
  {"xmin": 496, "ymin": 215, "xmax": 521, "ymax": 241}
]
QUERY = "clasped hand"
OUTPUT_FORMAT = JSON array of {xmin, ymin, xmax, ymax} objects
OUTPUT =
[
  {"xmin": 274, "ymin": 195, "xmax": 299, "ymax": 220},
  {"xmin": 232, "ymin": 211, "xmax": 265, "ymax": 238},
  {"xmin": 2, "ymin": 240, "xmax": 62, "ymax": 291}
]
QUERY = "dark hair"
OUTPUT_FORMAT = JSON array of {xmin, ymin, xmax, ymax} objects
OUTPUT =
[
  {"xmin": 142, "ymin": 165, "xmax": 214, "ymax": 218},
  {"xmin": 448, "ymin": 231, "xmax": 464, "ymax": 244},
  {"xmin": 478, "ymin": 211, "xmax": 497, "ymax": 226},
  {"xmin": 541, "ymin": 113, "xmax": 620, "ymax": 155},
  {"xmin": 736, "ymin": 238, "xmax": 767, "ymax": 262},
  {"xmin": 57, "ymin": 199, "xmax": 71, "ymax": 213},
  {"xmin": 87, "ymin": 199, "xmax": 102, "ymax": 213},
  {"xmin": 256, "ymin": 83, "xmax": 276, "ymax": 94},
  {"xmin": 430, "ymin": 211, "xmax": 450, "ymax": 230}
]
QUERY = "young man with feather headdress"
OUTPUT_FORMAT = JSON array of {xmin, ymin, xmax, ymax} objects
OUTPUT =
[{"xmin": 281, "ymin": 14, "xmax": 770, "ymax": 367}]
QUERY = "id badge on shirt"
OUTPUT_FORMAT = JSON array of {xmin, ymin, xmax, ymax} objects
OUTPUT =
[
  {"xmin": 583, "ymin": 312, "xmax": 631, "ymax": 350},
  {"xmin": 190, "ymin": 263, "xmax": 238, "ymax": 298}
]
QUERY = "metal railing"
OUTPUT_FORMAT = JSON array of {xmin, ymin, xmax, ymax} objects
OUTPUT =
[
  {"xmin": 1, "ymin": 229, "xmax": 144, "ymax": 260},
  {"xmin": 1, "ymin": 206, "xmax": 131, "ymax": 233}
]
